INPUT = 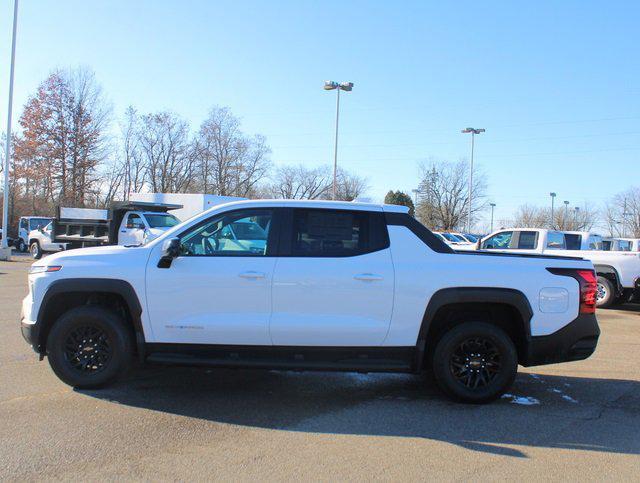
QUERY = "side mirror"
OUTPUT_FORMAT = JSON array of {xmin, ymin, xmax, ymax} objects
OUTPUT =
[{"xmin": 157, "ymin": 237, "xmax": 180, "ymax": 268}]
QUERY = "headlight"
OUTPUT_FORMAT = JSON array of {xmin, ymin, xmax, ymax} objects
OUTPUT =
[{"xmin": 29, "ymin": 265, "xmax": 62, "ymax": 274}]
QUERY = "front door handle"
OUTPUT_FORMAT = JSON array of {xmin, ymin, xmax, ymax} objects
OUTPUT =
[
  {"xmin": 354, "ymin": 273, "xmax": 383, "ymax": 282},
  {"xmin": 239, "ymin": 271, "xmax": 266, "ymax": 279}
]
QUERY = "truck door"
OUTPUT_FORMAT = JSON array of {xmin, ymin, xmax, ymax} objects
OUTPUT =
[
  {"xmin": 119, "ymin": 212, "xmax": 146, "ymax": 246},
  {"xmin": 269, "ymin": 208, "xmax": 394, "ymax": 346},
  {"xmin": 145, "ymin": 207, "xmax": 278, "ymax": 345}
]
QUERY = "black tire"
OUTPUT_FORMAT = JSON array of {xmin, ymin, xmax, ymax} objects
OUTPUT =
[
  {"xmin": 432, "ymin": 322, "xmax": 518, "ymax": 404},
  {"xmin": 596, "ymin": 276, "xmax": 615, "ymax": 309},
  {"xmin": 30, "ymin": 241, "xmax": 42, "ymax": 260},
  {"xmin": 17, "ymin": 239, "xmax": 26, "ymax": 252},
  {"xmin": 46, "ymin": 306, "xmax": 133, "ymax": 389}
]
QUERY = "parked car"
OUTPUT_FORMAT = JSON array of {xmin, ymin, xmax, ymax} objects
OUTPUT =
[
  {"xmin": 21, "ymin": 200, "xmax": 600, "ymax": 403},
  {"xmin": 433, "ymin": 231, "xmax": 466, "ymax": 245},
  {"xmin": 479, "ymin": 228, "xmax": 640, "ymax": 308}
]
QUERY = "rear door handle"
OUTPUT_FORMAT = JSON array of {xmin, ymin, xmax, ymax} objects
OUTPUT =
[
  {"xmin": 354, "ymin": 273, "xmax": 383, "ymax": 282},
  {"xmin": 239, "ymin": 271, "xmax": 266, "ymax": 279}
]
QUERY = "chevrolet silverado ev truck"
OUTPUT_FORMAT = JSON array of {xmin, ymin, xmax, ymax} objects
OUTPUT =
[{"xmin": 21, "ymin": 200, "xmax": 600, "ymax": 403}]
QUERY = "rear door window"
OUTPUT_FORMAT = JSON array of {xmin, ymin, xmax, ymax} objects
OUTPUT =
[
  {"xmin": 290, "ymin": 209, "xmax": 388, "ymax": 257},
  {"xmin": 563, "ymin": 234, "xmax": 581, "ymax": 250},
  {"xmin": 517, "ymin": 231, "xmax": 538, "ymax": 249}
]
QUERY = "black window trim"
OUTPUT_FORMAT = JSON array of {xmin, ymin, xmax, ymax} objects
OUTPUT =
[
  {"xmin": 278, "ymin": 207, "xmax": 390, "ymax": 258},
  {"xmin": 175, "ymin": 207, "xmax": 282, "ymax": 258},
  {"xmin": 384, "ymin": 212, "xmax": 453, "ymax": 254}
]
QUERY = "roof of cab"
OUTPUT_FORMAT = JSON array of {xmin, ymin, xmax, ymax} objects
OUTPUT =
[{"xmin": 204, "ymin": 198, "xmax": 410, "ymax": 213}]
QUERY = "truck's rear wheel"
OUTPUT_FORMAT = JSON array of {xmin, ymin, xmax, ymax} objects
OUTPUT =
[
  {"xmin": 30, "ymin": 241, "xmax": 42, "ymax": 259},
  {"xmin": 596, "ymin": 276, "xmax": 614, "ymax": 309},
  {"xmin": 46, "ymin": 306, "xmax": 133, "ymax": 389},
  {"xmin": 16, "ymin": 239, "xmax": 26, "ymax": 252},
  {"xmin": 432, "ymin": 322, "xmax": 517, "ymax": 404}
]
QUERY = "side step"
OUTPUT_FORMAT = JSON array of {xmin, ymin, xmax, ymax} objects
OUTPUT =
[{"xmin": 145, "ymin": 344, "xmax": 415, "ymax": 373}]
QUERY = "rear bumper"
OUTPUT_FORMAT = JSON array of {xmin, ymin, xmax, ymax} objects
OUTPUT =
[{"xmin": 523, "ymin": 313, "xmax": 600, "ymax": 366}]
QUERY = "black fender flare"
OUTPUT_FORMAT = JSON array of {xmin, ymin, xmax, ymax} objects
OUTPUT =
[
  {"xmin": 414, "ymin": 287, "xmax": 533, "ymax": 369},
  {"xmin": 36, "ymin": 278, "xmax": 145, "ymax": 356},
  {"xmin": 593, "ymin": 264, "xmax": 622, "ymax": 292}
]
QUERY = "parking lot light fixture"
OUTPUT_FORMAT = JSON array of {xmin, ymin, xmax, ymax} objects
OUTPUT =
[
  {"xmin": 549, "ymin": 192, "xmax": 557, "ymax": 229},
  {"xmin": 461, "ymin": 127, "xmax": 485, "ymax": 233},
  {"xmin": 564, "ymin": 201, "xmax": 570, "ymax": 229},
  {"xmin": 324, "ymin": 81, "xmax": 354, "ymax": 200}
]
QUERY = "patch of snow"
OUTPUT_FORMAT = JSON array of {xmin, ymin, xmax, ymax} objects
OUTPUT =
[
  {"xmin": 561, "ymin": 394, "xmax": 578, "ymax": 403},
  {"xmin": 501, "ymin": 393, "xmax": 540, "ymax": 405}
]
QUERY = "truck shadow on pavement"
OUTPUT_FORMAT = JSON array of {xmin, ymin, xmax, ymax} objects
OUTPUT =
[{"xmin": 82, "ymin": 367, "xmax": 639, "ymax": 458}]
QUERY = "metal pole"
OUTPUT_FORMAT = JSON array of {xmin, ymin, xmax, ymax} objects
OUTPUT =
[
  {"xmin": 490, "ymin": 204, "xmax": 495, "ymax": 232},
  {"xmin": 331, "ymin": 87, "xmax": 340, "ymax": 200},
  {"xmin": 550, "ymin": 195, "xmax": 555, "ymax": 229},
  {"xmin": 2, "ymin": 0, "xmax": 19, "ymax": 250},
  {"xmin": 467, "ymin": 133, "xmax": 474, "ymax": 233}
]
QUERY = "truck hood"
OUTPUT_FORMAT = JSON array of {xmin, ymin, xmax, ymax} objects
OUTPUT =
[{"xmin": 33, "ymin": 244, "xmax": 145, "ymax": 267}]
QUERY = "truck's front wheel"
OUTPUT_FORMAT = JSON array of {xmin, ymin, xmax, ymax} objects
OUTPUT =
[
  {"xmin": 432, "ymin": 322, "xmax": 517, "ymax": 404},
  {"xmin": 595, "ymin": 276, "xmax": 615, "ymax": 309},
  {"xmin": 46, "ymin": 306, "xmax": 133, "ymax": 389},
  {"xmin": 30, "ymin": 241, "xmax": 42, "ymax": 259}
]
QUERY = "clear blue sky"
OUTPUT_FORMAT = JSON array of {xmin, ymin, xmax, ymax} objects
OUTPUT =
[{"xmin": 1, "ymin": 0, "xmax": 638, "ymax": 228}]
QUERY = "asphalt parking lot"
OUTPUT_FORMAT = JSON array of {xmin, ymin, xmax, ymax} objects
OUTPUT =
[{"xmin": 1, "ymin": 255, "xmax": 639, "ymax": 481}]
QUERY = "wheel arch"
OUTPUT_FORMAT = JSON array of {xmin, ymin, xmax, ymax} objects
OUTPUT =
[
  {"xmin": 593, "ymin": 264, "xmax": 622, "ymax": 293},
  {"xmin": 36, "ymin": 278, "xmax": 145, "ymax": 358},
  {"xmin": 415, "ymin": 287, "xmax": 533, "ymax": 369}
]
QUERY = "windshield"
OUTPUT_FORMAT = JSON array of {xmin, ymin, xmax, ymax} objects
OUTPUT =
[
  {"xmin": 442, "ymin": 233, "xmax": 462, "ymax": 242},
  {"xmin": 145, "ymin": 213, "xmax": 180, "ymax": 228},
  {"xmin": 463, "ymin": 234, "xmax": 478, "ymax": 243},
  {"xmin": 29, "ymin": 218, "xmax": 51, "ymax": 231}
]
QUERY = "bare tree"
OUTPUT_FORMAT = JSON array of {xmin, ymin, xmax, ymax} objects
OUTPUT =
[
  {"xmin": 193, "ymin": 107, "xmax": 271, "ymax": 196},
  {"xmin": 415, "ymin": 159, "xmax": 487, "ymax": 230},
  {"xmin": 268, "ymin": 164, "xmax": 331, "ymax": 199},
  {"xmin": 501, "ymin": 203, "xmax": 598, "ymax": 231},
  {"xmin": 606, "ymin": 187, "xmax": 640, "ymax": 237},
  {"xmin": 333, "ymin": 168, "xmax": 368, "ymax": 201},
  {"xmin": 138, "ymin": 111, "xmax": 195, "ymax": 193},
  {"xmin": 511, "ymin": 204, "xmax": 549, "ymax": 228}
]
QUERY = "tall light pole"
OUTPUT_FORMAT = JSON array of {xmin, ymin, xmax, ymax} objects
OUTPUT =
[
  {"xmin": 2, "ymin": 0, "xmax": 19, "ymax": 253},
  {"xmin": 574, "ymin": 206, "xmax": 580, "ymax": 230},
  {"xmin": 461, "ymin": 127, "xmax": 485, "ymax": 232},
  {"xmin": 563, "ymin": 200, "xmax": 570, "ymax": 229},
  {"xmin": 549, "ymin": 192, "xmax": 557, "ymax": 229},
  {"xmin": 324, "ymin": 81, "xmax": 354, "ymax": 200},
  {"xmin": 490, "ymin": 203, "xmax": 496, "ymax": 232}
]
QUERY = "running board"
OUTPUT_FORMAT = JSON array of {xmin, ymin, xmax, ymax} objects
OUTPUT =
[{"xmin": 145, "ymin": 344, "xmax": 415, "ymax": 373}]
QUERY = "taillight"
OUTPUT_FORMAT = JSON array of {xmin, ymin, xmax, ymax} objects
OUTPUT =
[{"xmin": 547, "ymin": 268, "xmax": 597, "ymax": 314}]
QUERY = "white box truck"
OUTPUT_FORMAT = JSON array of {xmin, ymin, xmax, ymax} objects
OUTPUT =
[{"xmin": 128, "ymin": 193, "xmax": 244, "ymax": 221}]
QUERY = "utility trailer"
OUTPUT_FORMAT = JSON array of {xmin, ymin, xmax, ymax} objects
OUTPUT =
[{"xmin": 52, "ymin": 201, "xmax": 182, "ymax": 249}]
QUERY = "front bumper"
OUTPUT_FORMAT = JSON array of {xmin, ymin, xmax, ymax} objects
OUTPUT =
[
  {"xmin": 523, "ymin": 313, "xmax": 600, "ymax": 366},
  {"xmin": 21, "ymin": 318, "xmax": 40, "ymax": 352}
]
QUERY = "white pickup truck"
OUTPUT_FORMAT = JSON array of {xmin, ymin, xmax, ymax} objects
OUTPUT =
[
  {"xmin": 480, "ymin": 228, "xmax": 640, "ymax": 308},
  {"xmin": 21, "ymin": 200, "xmax": 600, "ymax": 403}
]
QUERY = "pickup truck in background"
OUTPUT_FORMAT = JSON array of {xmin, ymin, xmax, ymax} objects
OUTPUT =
[
  {"xmin": 21, "ymin": 200, "xmax": 600, "ymax": 403},
  {"xmin": 14, "ymin": 216, "xmax": 54, "ymax": 252},
  {"xmin": 33, "ymin": 201, "xmax": 183, "ymax": 258},
  {"xmin": 480, "ymin": 228, "xmax": 640, "ymax": 308},
  {"xmin": 602, "ymin": 237, "xmax": 640, "ymax": 252}
]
